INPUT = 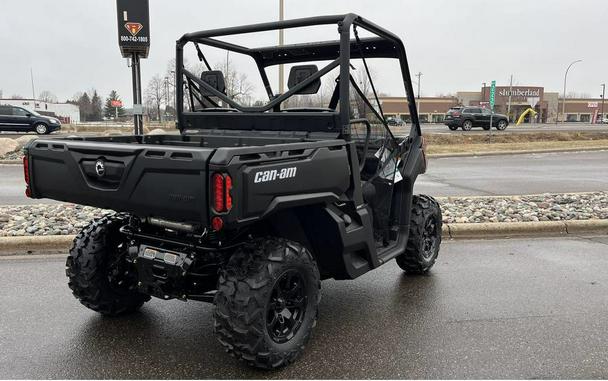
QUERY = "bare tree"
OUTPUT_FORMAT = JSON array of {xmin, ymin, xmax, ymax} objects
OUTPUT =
[
  {"xmin": 38, "ymin": 90, "xmax": 58, "ymax": 103},
  {"xmin": 215, "ymin": 58, "xmax": 254, "ymax": 104},
  {"xmin": 145, "ymin": 75, "xmax": 166, "ymax": 121}
]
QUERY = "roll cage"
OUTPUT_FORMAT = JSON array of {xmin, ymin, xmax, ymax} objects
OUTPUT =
[{"xmin": 175, "ymin": 13, "xmax": 421, "ymax": 140}]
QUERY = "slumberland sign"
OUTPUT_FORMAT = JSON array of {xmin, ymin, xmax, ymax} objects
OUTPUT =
[{"xmin": 497, "ymin": 88, "xmax": 541, "ymax": 97}]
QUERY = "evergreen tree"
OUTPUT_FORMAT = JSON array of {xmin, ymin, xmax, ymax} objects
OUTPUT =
[
  {"xmin": 90, "ymin": 91, "xmax": 103, "ymax": 121},
  {"xmin": 103, "ymin": 90, "xmax": 125, "ymax": 120},
  {"xmin": 77, "ymin": 92, "xmax": 91, "ymax": 122}
]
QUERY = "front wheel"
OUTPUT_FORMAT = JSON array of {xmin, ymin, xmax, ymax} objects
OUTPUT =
[
  {"xmin": 396, "ymin": 195, "xmax": 442, "ymax": 274},
  {"xmin": 461, "ymin": 120, "xmax": 473, "ymax": 131},
  {"xmin": 66, "ymin": 215, "xmax": 150, "ymax": 315},
  {"xmin": 496, "ymin": 119, "xmax": 508, "ymax": 130},
  {"xmin": 34, "ymin": 123, "xmax": 48, "ymax": 135},
  {"xmin": 214, "ymin": 237, "xmax": 321, "ymax": 369}
]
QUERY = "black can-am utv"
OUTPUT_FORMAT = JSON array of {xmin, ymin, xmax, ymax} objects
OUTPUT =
[{"xmin": 23, "ymin": 14, "xmax": 442, "ymax": 369}]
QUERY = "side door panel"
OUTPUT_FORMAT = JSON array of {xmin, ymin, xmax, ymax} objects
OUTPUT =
[{"xmin": 11, "ymin": 107, "xmax": 32, "ymax": 131}]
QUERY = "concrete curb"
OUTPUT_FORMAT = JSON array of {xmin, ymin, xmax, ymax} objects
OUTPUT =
[
  {"xmin": 443, "ymin": 219, "xmax": 608, "ymax": 239},
  {"xmin": 1, "ymin": 220, "xmax": 607, "ymax": 255},
  {"xmin": 428, "ymin": 146, "xmax": 608, "ymax": 158},
  {"xmin": 0, "ymin": 235, "xmax": 74, "ymax": 255},
  {"xmin": 0, "ymin": 160, "xmax": 21, "ymax": 165}
]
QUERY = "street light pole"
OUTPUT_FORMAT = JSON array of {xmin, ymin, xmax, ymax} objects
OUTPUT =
[
  {"xmin": 278, "ymin": 0, "xmax": 285, "ymax": 94},
  {"xmin": 601, "ymin": 83, "xmax": 605, "ymax": 124},
  {"xmin": 562, "ymin": 59, "xmax": 582, "ymax": 123},
  {"xmin": 415, "ymin": 72, "xmax": 422, "ymax": 117}
]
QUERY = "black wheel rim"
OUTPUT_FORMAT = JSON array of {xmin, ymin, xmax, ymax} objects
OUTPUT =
[
  {"xmin": 266, "ymin": 270, "xmax": 307, "ymax": 344},
  {"xmin": 421, "ymin": 216, "xmax": 438, "ymax": 259}
]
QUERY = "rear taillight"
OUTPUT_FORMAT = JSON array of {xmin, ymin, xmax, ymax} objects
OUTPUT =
[
  {"xmin": 23, "ymin": 155, "xmax": 32, "ymax": 198},
  {"xmin": 212, "ymin": 173, "xmax": 233, "ymax": 213},
  {"xmin": 23, "ymin": 156, "xmax": 30, "ymax": 184}
]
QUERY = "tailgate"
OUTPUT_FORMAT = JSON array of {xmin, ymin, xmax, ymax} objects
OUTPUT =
[{"xmin": 26, "ymin": 139, "xmax": 214, "ymax": 224}]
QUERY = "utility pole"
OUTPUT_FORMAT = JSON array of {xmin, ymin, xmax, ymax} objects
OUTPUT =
[
  {"xmin": 562, "ymin": 59, "xmax": 582, "ymax": 123},
  {"xmin": 601, "ymin": 83, "xmax": 606, "ymax": 124},
  {"xmin": 507, "ymin": 74, "xmax": 513, "ymax": 121},
  {"xmin": 415, "ymin": 71, "xmax": 422, "ymax": 116},
  {"xmin": 482, "ymin": 82, "xmax": 486, "ymax": 106},
  {"xmin": 30, "ymin": 68, "xmax": 36, "ymax": 100},
  {"xmin": 278, "ymin": 0, "xmax": 285, "ymax": 94}
]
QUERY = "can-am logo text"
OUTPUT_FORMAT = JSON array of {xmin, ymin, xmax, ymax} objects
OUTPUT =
[{"xmin": 254, "ymin": 167, "xmax": 297, "ymax": 183}]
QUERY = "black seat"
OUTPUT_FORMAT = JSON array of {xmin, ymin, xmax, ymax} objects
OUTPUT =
[{"xmin": 199, "ymin": 70, "xmax": 226, "ymax": 96}]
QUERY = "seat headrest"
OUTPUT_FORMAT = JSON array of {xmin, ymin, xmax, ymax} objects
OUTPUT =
[
  {"xmin": 288, "ymin": 65, "xmax": 321, "ymax": 95},
  {"xmin": 200, "ymin": 70, "xmax": 226, "ymax": 96}
]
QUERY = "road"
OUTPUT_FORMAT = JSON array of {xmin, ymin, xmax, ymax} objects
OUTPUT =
[
  {"xmin": 1, "ymin": 235, "xmax": 608, "ymax": 378},
  {"xmin": 420, "ymin": 122, "xmax": 608, "ymax": 134},
  {"xmin": 0, "ymin": 165, "xmax": 59, "ymax": 205},
  {"xmin": 415, "ymin": 150, "xmax": 608, "ymax": 196}
]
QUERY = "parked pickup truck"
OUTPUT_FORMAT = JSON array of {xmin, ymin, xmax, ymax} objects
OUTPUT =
[{"xmin": 23, "ymin": 14, "xmax": 442, "ymax": 370}]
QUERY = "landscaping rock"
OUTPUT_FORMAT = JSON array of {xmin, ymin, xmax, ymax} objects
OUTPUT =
[{"xmin": 0, "ymin": 138, "xmax": 18, "ymax": 156}]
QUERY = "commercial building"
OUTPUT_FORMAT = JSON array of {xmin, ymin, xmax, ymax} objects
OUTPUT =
[
  {"xmin": 381, "ymin": 85, "xmax": 607, "ymax": 124},
  {"xmin": 0, "ymin": 98, "xmax": 80, "ymax": 123}
]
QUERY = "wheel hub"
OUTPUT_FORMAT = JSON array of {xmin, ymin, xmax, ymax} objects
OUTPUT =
[{"xmin": 266, "ymin": 270, "xmax": 307, "ymax": 343}]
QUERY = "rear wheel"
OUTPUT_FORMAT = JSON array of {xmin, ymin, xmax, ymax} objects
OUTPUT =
[
  {"xmin": 496, "ymin": 119, "xmax": 508, "ymax": 130},
  {"xmin": 34, "ymin": 123, "xmax": 48, "ymax": 135},
  {"xmin": 396, "ymin": 195, "xmax": 442, "ymax": 274},
  {"xmin": 461, "ymin": 120, "xmax": 473, "ymax": 131},
  {"xmin": 214, "ymin": 237, "xmax": 320, "ymax": 369},
  {"xmin": 66, "ymin": 215, "xmax": 150, "ymax": 316},
  {"xmin": 448, "ymin": 125, "xmax": 458, "ymax": 131}
]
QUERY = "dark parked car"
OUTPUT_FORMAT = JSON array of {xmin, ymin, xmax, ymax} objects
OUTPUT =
[
  {"xmin": 0, "ymin": 105, "xmax": 61, "ymax": 134},
  {"xmin": 444, "ymin": 106, "xmax": 508, "ymax": 131},
  {"xmin": 387, "ymin": 116, "xmax": 405, "ymax": 126}
]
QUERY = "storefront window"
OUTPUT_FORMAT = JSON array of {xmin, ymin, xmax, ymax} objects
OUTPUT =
[
  {"xmin": 432, "ymin": 114, "xmax": 444, "ymax": 123},
  {"xmin": 419, "ymin": 114, "xmax": 429, "ymax": 123},
  {"xmin": 400, "ymin": 114, "xmax": 411, "ymax": 123},
  {"xmin": 566, "ymin": 114, "xmax": 578, "ymax": 122},
  {"xmin": 580, "ymin": 114, "xmax": 591, "ymax": 123}
]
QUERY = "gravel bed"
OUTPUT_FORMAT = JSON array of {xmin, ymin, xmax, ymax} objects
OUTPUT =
[
  {"xmin": 1, "ymin": 149, "xmax": 24, "ymax": 161},
  {"xmin": 0, "ymin": 192, "xmax": 606, "ymax": 237},
  {"xmin": 440, "ymin": 192, "xmax": 608, "ymax": 223}
]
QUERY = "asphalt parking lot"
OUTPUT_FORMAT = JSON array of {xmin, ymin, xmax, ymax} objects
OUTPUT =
[{"xmin": 2, "ymin": 235, "xmax": 608, "ymax": 379}]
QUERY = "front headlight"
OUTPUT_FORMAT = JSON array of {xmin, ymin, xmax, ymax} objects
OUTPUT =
[{"xmin": 49, "ymin": 118, "xmax": 60, "ymax": 124}]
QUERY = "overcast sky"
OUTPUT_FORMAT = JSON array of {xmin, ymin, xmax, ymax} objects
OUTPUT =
[{"xmin": 1, "ymin": 0, "xmax": 607, "ymax": 104}]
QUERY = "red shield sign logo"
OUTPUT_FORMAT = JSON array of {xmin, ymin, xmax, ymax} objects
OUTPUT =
[{"xmin": 125, "ymin": 22, "xmax": 143, "ymax": 37}]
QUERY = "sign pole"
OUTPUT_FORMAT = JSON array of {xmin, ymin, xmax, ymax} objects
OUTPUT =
[
  {"xmin": 116, "ymin": 0, "xmax": 150, "ymax": 136},
  {"xmin": 489, "ymin": 80, "xmax": 496, "ymax": 143},
  {"xmin": 131, "ymin": 52, "xmax": 143, "ymax": 135}
]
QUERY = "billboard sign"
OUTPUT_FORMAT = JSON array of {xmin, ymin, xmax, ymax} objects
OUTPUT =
[{"xmin": 116, "ymin": 0, "xmax": 150, "ymax": 58}]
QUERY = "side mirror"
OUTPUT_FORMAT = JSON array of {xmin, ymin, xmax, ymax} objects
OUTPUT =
[{"xmin": 26, "ymin": 113, "xmax": 32, "ymax": 117}]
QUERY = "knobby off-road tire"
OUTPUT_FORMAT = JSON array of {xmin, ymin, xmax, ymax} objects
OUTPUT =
[
  {"xmin": 396, "ymin": 195, "xmax": 442, "ymax": 274},
  {"xmin": 66, "ymin": 215, "xmax": 150, "ymax": 316},
  {"xmin": 214, "ymin": 237, "xmax": 321, "ymax": 369}
]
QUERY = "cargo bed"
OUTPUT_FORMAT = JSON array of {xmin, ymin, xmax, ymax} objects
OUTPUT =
[{"xmin": 24, "ymin": 132, "xmax": 349, "ymax": 227}]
